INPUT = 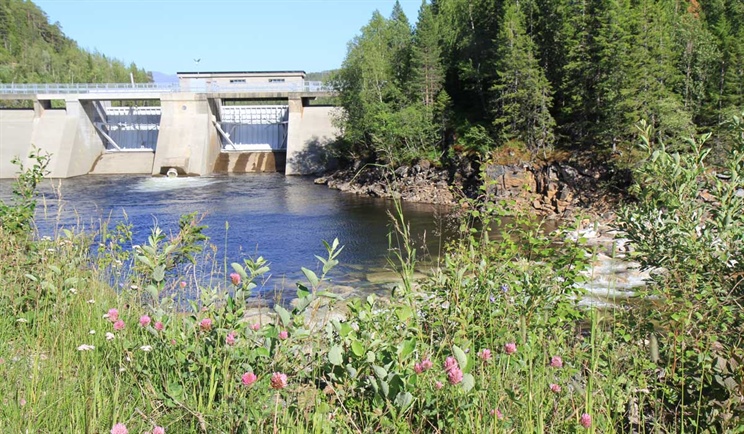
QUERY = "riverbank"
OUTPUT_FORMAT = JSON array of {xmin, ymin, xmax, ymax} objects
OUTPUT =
[{"xmin": 315, "ymin": 157, "xmax": 628, "ymax": 219}]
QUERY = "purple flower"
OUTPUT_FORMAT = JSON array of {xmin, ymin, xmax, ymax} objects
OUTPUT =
[
  {"xmin": 490, "ymin": 408, "xmax": 504, "ymax": 420},
  {"xmin": 504, "ymin": 343, "xmax": 517, "ymax": 355},
  {"xmin": 153, "ymin": 427, "xmax": 165, "ymax": 434},
  {"xmin": 106, "ymin": 308, "xmax": 119, "ymax": 322},
  {"xmin": 550, "ymin": 383, "xmax": 561, "ymax": 393},
  {"xmin": 478, "ymin": 348, "xmax": 492, "ymax": 361},
  {"xmin": 580, "ymin": 413, "xmax": 592, "ymax": 428},
  {"xmin": 139, "ymin": 315, "xmax": 151, "ymax": 327},
  {"xmin": 434, "ymin": 381, "xmax": 443, "ymax": 390},
  {"xmin": 229, "ymin": 272, "xmax": 241, "ymax": 285},
  {"xmin": 250, "ymin": 323, "xmax": 260, "ymax": 331},
  {"xmin": 414, "ymin": 363, "xmax": 424, "ymax": 374},
  {"xmin": 110, "ymin": 423, "xmax": 128, "ymax": 434},
  {"xmin": 270, "ymin": 372, "xmax": 288, "ymax": 390},
  {"xmin": 154, "ymin": 321, "xmax": 164, "ymax": 331},
  {"xmin": 278, "ymin": 330, "xmax": 288, "ymax": 340},
  {"xmin": 113, "ymin": 320, "xmax": 125, "ymax": 331},
  {"xmin": 501, "ymin": 283, "xmax": 509, "ymax": 293},
  {"xmin": 241, "ymin": 372, "xmax": 257, "ymax": 386},
  {"xmin": 550, "ymin": 355, "xmax": 563, "ymax": 368},
  {"xmin": 444, "ymin": 356, "xmax": 458, "ymax": 372},
  {"xmin": 447, "ymin": 366, "xmax": 464, "ymax": 385},
  {"xmin": 420, "ymin": 358, "xmax": 433, "ymax": 370},
  {"xmin": 200, "ymin": 318, "xmax": 212, "ymax": 331},
  {"xmin": 226, "ymin": 331, "xmax": 236, "ymax": 346}
]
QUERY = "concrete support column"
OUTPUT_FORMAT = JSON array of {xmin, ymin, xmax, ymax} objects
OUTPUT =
[
  {"xmin": 33, "ymin": 99, "xmax": 52, "ymax": 117},
  {"xmin": 153, "ymin": 93, "xmax": 221, "ymax": 175},
  {"xmin": 285, "ymin": 96, "xmax": 304, "ymax": 175}
]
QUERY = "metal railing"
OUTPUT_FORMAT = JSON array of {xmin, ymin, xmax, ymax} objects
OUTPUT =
[{"xmin": 0, "ymin": 81, "xmax": 334, "ymax": 95}]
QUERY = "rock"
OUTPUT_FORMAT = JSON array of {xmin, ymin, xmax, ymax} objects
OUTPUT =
[{"xmin": 314, "ymin": 177, "xmax": 328, "ymax": 185}]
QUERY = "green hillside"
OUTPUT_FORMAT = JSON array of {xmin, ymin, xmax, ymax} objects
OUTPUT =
[{"xmin": 0, "ymin": 0, "xmax": 150, "ymax": 84}]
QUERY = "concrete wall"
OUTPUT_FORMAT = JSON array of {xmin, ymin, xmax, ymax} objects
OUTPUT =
[
  {"xmin": 179, "ymin": 72, "xmax": 305, "ymax": 91},
  {"xmin": 152, "ymin": 93, "xmax": 221, "ymax": 175},
  {"xmin": 0, "ymin": 110, "xmax": 34, "ymax": 178},
  {"xmin": 213, "ymin": 151, "xmax": 286, "ymax": 173},
  {"xmin": 285, "ymin": 99, "xmax": 338, "ymax": 175},
  {"xmin": 90, "ymin": 151, "xmax": 155, "ymax": 174}
]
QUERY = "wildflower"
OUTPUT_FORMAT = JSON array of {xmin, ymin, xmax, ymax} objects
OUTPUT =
[
  {"xmin": 226, "ymin": 332, "xmax": 237, "ymax": 346},
  {"xmin": 250, "ymin": 323, "xmax": 260, "ymax": 331},
  {"xmin": 504, "ymin": 343, "xmax": 517, "ymax": 355},
  {"xmin": 106, "ymin": 332, "xmax": 115, "ymax": 341},
  {"xmin": 230, "ymin": 272, "xmax": 241, "ymax": 285},
  {"xmin": 16, "ymin": 318, "xmax": 28, "ymax": 323},
  {"xmin": 87, "ymin": 299, "xmax": 95, "ymax": 304},
  {"xmin": 270, "ymin": 372, "xmax": 288, "ymax": 390},
  {"xmin": 278, "ymin": 330, "xmax": 288, "ymax": 340},
  {"xmin": 180, "ymin": 281, "xmax": 187, "ymax": 288},
  {"xmin": 414, "ymin": 363, "xmax": 424, "ymax": 374},
  {"xmin": 140, "ymin": 345, "xmax": 153, "ymax": 352},
  {"xmin": 139, "ymin": 315, "xmax": 151, "ymax": 327},
  {"xmin": 89, "ymin": 330, "xmax": 96, "ymax": 335},
  {"xmin": 580, "ymin": 413, "xmax": 592, "ymax": 428},
  {"xmin": 19, "ymin": 398, "xmax": 26, "ymax": 407},
  {"xmin": 434, "ymin": 381, "xmax": 443, "ymax": 390},
  {"xmin": 77, "ymin": 344, "xmax": 95, "ymax": 351},
  {"xmin": 490, "ymin": 408, "xmax": 504, "ymax": 420},
  {"xmin": 130, "ymin": 285, "xmax": 138, "ymax": 290},
  {"xmin": 550, "ymin": 355, "xmax": 563, "ymax": 368},
  {"xmin": 444, "ymin": 356, "xmax": 459, "ymax": 372},
  {"xmin": 153, "ymin": 427, "xmax": 165, "ymax": 434},
  {"xmin": 113, "ymin": 320, "xmax": 125, "ymax": 331},
  {"xmin": 478, "ymin": 349, "xmax": 492, "ymax": 361},
  {"xmin": 154, "ymin": 321, "xmax": 164, "ymax": 331},
  {"xmin": 199, "ymin": 318, "xmax": 212, "ymax": 331},
  {"xmin": 106, "ymin": 308, "xmax": 119, "ymax": 322},
  {"xmin": 550, "ymin": 383, "xmax": 561, "ymax": 393},
  {"xmin": 501, "ymin": 283, "xmax": 509, "ymax": 293},
  {"xmin": 69, "ymin": 288, "xmax": 77, "ymax": 294},
  {"xmin": 110, "ymin": 423, "xmax": 128, "ymax": 434},
  {"xmin": 241, "ymin": 372, "xmax": 257, "ymax": 386},
  {"xmin": 420, "ymin": 358, "xmax": 433, "ymax": 370},
  {"xmin": 447, "ymin": 366, "xmax": 464, "ymax": 385}
]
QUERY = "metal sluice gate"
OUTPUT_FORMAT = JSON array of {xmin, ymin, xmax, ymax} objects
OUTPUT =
[{"xmin": 92, "ymin": 104, "xmax": 289, "ymax": 152}]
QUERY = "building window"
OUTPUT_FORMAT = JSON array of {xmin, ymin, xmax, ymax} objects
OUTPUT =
[
  {"xmin": 230, "ymin": 79, "xmax": 246, "ymax": 83},
  {"xmin": 268, "ymin": 79, "xmax": 285, "ymax": 83}
]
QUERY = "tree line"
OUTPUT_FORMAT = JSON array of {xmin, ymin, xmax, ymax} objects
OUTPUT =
[
  {"xmin": 332, "ymin": 0, "xmax": 744, "ymax": 166},
  {"xmin": 0, "ymin": 0, "xmax": 151, "ymax": 84}
]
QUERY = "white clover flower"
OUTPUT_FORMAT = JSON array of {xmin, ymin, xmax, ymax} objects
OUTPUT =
[
  {"xmin": 16, "ymin": 318, "xmax": 28, "ymax": 323},
  {"xmin": 89, "ymin": 330, "xmax": 96, "ymax": 335},
  {"xmin": 105, "ymin": 332, "xmax": 115, "ymax": 341},
  {"xmin": 77, "ymin": 344, "xmax": 95, "ymax": 351},
  {"xmin": 69, "ymin": 288, "xmax": 77, "ymax": 294},
  {"xmin": 140, "ymin": 345, "xmax": 153, "ymax": 352},
  {"xmin": 87, "ymin": 299, "xmax": 95, "ymax": 304}
]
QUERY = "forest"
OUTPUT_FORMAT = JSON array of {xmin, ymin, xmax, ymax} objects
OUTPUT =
[
  {"xmin": 332, "ymin": 0, "xmax": 744, "ymax": 166},
  {"xmin": 0, "ymin": 0, "xmax": 150, "ymax": 84}
]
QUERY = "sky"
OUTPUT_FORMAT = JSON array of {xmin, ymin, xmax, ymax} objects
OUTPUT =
[{"xmin": 33, "ymin": 0, "xmax": 423, "ymax": 77}]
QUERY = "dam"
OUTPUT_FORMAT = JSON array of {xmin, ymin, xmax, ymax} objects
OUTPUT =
[{"xmin": 0, "ymin": 71, "xmax": 338, "ymax": 178}]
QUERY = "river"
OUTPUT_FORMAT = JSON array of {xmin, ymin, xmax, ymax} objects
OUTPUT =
[{"xmin": 0, "ymin": 174, "xmax": 453, "ymax": 297}]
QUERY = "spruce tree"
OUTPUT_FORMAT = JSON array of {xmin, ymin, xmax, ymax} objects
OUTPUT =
[{"xmin": 491, "ymin": 1, "xmax": 555, "ymax": 152}]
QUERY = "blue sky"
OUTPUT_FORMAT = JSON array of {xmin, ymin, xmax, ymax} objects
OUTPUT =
[{"xmin": 34, "ymin": 0, "xmax": 423, "ymax": 76}]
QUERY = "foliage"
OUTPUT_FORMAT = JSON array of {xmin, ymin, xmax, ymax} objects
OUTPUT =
[
  {"xmin": 334, "ymin": 0, "xmax": 744, "ymax": 167},
  {"xmin": 0, "ymin": 0, "xmax": 151, "ymax": 89},
  {"xmin": 0, "ymin": 147, "xmax": 49, "ymax": 235},
  {"xmin": 616, "ymin": 114, "xmax": 744, "ymax": 430}
]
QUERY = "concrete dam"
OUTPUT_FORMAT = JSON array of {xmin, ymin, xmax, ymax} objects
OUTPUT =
[{"xmin": 0, "ymin": 71, "xmax": 339, "ymax": 179}]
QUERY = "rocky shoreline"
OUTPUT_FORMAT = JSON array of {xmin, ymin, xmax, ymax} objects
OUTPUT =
[{"xmin": 314, "ymin": 159, "xmax": 627, "ymax": 218}]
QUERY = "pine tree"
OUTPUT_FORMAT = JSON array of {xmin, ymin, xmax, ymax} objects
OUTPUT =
[
  {"xmin": 491, "ymin": 1, "xmax": 555, "ymax": 151},
  {"xmin": 410, "ymin": 1, "xmax": 444, "ymax": 108}
]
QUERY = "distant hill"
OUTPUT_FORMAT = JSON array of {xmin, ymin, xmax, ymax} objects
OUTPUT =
[
  {"xmin": 0, "ymin": 0, "xmax": 150, "ymax": 83},
  {"xmin": 306, "ymin": 70, "xmax": 336, "ymax": 82},
  {"xmin": 152, "ymin": 71, "xmax": 178, "ymax": 84}
]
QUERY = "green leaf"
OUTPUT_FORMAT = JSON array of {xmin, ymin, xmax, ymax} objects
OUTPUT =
[
  {"xmin": 453, "ymin": 345, "xmax": 468, "ymax": 368},
  {"xmin": 396, "ymin": 306, "xmax": 413, "ymax": 322},
  {"xmin": 231, "ymin": 262, "xmax": 246, "ymax": 278},
  {"xmin": 48, "ymin": 265, "xmax": 61, "ymax": 275},
  {"xmin": 394, "ymin": 391, "xmax": 414, "ymax": 411},
  {"xmin": 339, "ymin": 322, "xmax": 353, "ymax": 338},
  {"xmin": 255, "ymin": 347, "xmax": 270, "ymax": 358},
  {"xmin": 302, "ymin": 267, "xmax": 319, "ymax": 288},
  {"xmin": 274, "ymin": 305, "xmax": 291, "ymax": 327},
  {"xmin": 397, "ymin": 339, "xmax": 416, "ymax": 361},
  {"xmin": 329, "ymin": 345, "xmax": 344, "ymax": 366},
  {"xmin": 296, "ymin": 284, "xmax": 311, "ymax": 299},
  {"xmin": 152, "ymin": 265, "xmax": 165, "ymax": 282},
  {"xmin": 351, "ymin": 340, "xmax": 365, "ymax": 357},
  {"xmin": 373, "ymin": 365, "xmax": 387, "ymax": 380},
  {"xmin": 461, "ymin": 373, "xmax": 475, "ymax": 393},
  {"xmin": 345, "ymin": 364, "xmax": 358, "ymax": 378}
]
